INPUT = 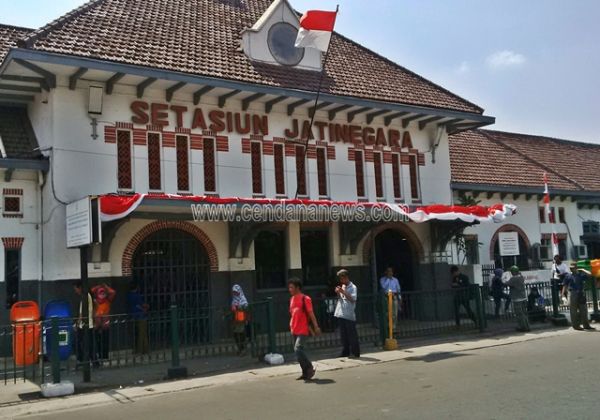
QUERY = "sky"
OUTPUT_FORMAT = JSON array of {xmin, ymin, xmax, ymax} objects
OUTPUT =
[{"xmin": 3, "ymin": 0, "xmax": 599, "ymax": 143}]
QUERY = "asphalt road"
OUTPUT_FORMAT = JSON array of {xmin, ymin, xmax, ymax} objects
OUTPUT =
[{"xmin": 27, "ymin": 331, "xmax": 599, "ymax": 420}]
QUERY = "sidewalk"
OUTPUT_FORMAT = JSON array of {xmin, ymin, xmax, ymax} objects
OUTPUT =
[{"xmin": 0, "ymin": 322, "xmax": 575, "ymax": 419}]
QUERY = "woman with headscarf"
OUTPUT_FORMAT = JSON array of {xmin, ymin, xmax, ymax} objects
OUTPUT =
[
  {"xmin": 231, "ymin": 284, "xmax": 249, "ymax": 356},
  {"xmin": 490, "ymin": 268, "xmax": 511, "ymax": 317}
]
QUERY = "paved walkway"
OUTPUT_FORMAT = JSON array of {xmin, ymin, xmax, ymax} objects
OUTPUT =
[{"xmin": 0, "ymin": 322, "xmax": 577, "ymax": 419}]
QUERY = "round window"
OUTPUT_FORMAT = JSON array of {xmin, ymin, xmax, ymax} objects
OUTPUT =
[{"xmin": 267, "ymin": 22, "xmax": 305, "ymax": 66}]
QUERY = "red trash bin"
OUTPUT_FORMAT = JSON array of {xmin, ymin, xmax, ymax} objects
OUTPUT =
[{"xmin": 10, "ymin": 301, "xmax": 41, "ymax": 367}]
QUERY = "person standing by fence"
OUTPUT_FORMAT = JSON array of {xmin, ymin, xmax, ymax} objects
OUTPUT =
[
  {"xmin": 334, "ymin": 269, "xmax": 360, "ymax": 358},
  {"xmin": 91, "ymin": 283, "xmax": 116, "ymax": 363},
  {"xmin": 451, "ymin": 266, "xmax": 477, "ymax": 327},
  {"xmin": 380, "ymin": 267, "xmax": 401, "ymax": 332},
  {"xmin": 288, "ymin": 278, "xmax": 321, "ymax": 381},
  {"xmin": 505, "ymin": 266, "xmax": 530, "ymax": 332},
  {"xmin": 490, "ymin": 268, "xmax": 511, "ymax": 317},
  {"xmin": 127, "ymin": 282, "xmax": 149, "ymax": 355},
  {"xmin": 73, "ymin": 281, "xmax": 94, "ymax": 365},
  {"xmin": 230, "ymin": 284, "xmax": 249, "ymax": 356},
  {"xmin": 562, "ymin": 264, "xmax": 595, "ymax": 331}
]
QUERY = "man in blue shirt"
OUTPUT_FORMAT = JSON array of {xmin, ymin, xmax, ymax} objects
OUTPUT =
[
  {"xmin": 127, "ymin": 282, "xmax": 150, "ymax": 354},
  {"xmin": 562, "ymin": 264, "xmax": 595, "ymax": 331},
  {"xmin": 380, "ymin": 267, "xmax": 401, "ymax": 332}
]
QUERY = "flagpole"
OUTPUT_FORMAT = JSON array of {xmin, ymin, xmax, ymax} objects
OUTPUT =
[{"xmin": 295, "ymin": 5, "xmax": 339, "ymax": 199}]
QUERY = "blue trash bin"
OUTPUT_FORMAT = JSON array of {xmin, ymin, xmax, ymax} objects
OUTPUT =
[{"xmin": 43, "ymin": 300, "xmax": 72, "ymax": 361}]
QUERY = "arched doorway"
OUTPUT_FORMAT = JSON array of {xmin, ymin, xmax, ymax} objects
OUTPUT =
[
  {"xmin": 490, "ymin": 225, "xmax": 531, "ymax": 270},
  {"xmin": 373, "ymin": 229, "xmax": 415, "ymax": 292},
  {"xmin": 131, "ymin": 228, "xmax": 211, "ymax": 313}
]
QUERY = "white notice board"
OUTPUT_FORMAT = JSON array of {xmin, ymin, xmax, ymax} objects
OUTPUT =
[
  {"xmin": 498, "ymin": 232, "xmax": 520, "ymax": 256},
  {"xmin": 66, "ymin": 197, "xmax": 93, "ymax": 248}
]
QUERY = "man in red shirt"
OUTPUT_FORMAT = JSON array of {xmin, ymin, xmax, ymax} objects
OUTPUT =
[{"xmin": 288, "ymin": 277, "xmax": 321, "ymax": 380}]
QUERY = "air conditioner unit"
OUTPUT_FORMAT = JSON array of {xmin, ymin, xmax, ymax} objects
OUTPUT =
[{"xmin": 574, "ymin": 245, "xmax": 588, "ymax": 259}]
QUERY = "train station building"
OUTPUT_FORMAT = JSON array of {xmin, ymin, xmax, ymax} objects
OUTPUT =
[{"xmin": 0, "ymin": 0, "xmax": 597, "ymax": 322}]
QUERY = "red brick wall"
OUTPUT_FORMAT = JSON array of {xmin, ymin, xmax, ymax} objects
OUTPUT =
[
  {"xmin": 2, "ymin": 237, "xmax": 24, "ymax": 250},
  {"xmin": 122, "ymin": 221, "xmax": 218, "ymax": 276}
]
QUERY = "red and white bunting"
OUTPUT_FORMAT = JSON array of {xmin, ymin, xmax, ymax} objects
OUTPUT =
[{"xmin": 99, "ymin": 193, "xmax": 517, "ymax": 224}]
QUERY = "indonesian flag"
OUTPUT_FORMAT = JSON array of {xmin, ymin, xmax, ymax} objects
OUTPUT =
[
  {"xmin": 543, "ymin": 172, "xmax": 560, "ymax": 256},
  {"xmin": 295, "ymin": 9, "xmax": 338, "ymax": 52}
]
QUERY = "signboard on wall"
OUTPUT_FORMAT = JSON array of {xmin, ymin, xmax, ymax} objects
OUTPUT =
[
  {"xmin": 66, "ymin": 197, "xmax": 102, "ymax": 248},
  {"xmin": 498, "ymin": 232, "xmax": 520, "ymax": 256}
]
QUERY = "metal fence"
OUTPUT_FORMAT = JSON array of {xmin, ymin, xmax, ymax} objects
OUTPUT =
[{"xmin": 2, "ymin": 280, "xmax": 599, "ymax": 386}]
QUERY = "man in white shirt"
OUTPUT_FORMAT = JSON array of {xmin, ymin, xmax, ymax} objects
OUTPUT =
[
  {"xmin": 334, "ymin": 269, "xmax": 360, "ymax": 358},
  {"xmin": 379, "ymin": 267, "xmax": 401, "ymax": 332},
  {"xmin": 552, "ymin": 255, "xmax": 570, "ymax": 281}
]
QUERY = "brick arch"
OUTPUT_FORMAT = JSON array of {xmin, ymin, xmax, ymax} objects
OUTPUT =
[
  {"xmin": 361, "ymin": 223, "xmax": 425, "ymax": 264},
  {"xmin": 489, "ymin": 224, "xmax": 531, "ymax": 260},
  {"xmin": 122, "ymin": 221, "xmax": 218, "ymax": 276}
]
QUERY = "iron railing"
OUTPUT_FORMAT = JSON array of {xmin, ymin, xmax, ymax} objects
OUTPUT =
[{"xmin": 2, "ymin": 280, "xmax": 598, "ymax": 386}]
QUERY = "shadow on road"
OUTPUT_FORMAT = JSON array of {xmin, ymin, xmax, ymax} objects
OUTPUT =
[
  {"xmin": 404, "ymin": 352, "xmax": 470, "ymax": 363},
  {"xmin": 307, "ymin": 378, "xmax": 336, "ymax": 385}
]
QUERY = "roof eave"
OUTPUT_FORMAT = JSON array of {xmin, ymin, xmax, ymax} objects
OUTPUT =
[
  {"xmin": 0, "ymin": 157, "xmax": 49, "ymax": 171},
  {"xmin": 451, "ymin": 182, "xmax": 600, "ymax": 198},
  {"xmin": 2, "ymin": 48, "xmax": 495, "ymax": 125}
]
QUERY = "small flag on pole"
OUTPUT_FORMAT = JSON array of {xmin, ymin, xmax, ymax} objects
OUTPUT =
[
  {"xmin": 295, "ymin": 9, "xmax": 338, "ymax": 52},
  {"xmin": 543, "ymin": 172, "xmax": 560, "ymax": 257}
]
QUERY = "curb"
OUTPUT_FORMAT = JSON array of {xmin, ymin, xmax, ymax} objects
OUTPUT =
[{"xmin": 1, "ymin": 327, "xmax": 572, "ymax": 419}]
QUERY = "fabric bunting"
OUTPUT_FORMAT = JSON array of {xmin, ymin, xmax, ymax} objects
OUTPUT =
[{"xmin": 99, "ymin": 193, "xmax": 516, "ymax": 224}]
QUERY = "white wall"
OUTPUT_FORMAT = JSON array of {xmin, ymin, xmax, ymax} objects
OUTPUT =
[
  {"xmin": 0, "ymin": 170, "xmax": 41, "ymax": 282},
  {"xmin": 460, "ymin": 192, "xmax": 583, "ymax": 265}
]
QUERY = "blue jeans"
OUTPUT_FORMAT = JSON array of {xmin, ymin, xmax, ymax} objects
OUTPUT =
[{"xmin": 293, "ymin": 335, "xmax": 312, "ymax": 374}]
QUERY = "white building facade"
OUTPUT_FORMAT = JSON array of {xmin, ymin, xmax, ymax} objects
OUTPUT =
[{"xmin": 2, "ymin": 0, "xmax": 597, "ymax": 322}]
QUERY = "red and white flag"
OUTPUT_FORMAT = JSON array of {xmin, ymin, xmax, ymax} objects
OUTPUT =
[
  {"xmin": 295, "ymin": 9, "xmax": 338, "ymax": 52},
  {"xmin": 543, "ymin": 172, "xmax": 560, "ymax": 256}
]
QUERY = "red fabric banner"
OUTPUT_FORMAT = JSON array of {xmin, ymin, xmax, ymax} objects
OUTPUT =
[{"xmin": 299, "ymin": 10, "xmax": 337, "ymax": 31}]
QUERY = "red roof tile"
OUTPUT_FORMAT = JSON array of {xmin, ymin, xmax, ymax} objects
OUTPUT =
[
  {"xmin": 482, "ymin": 130, "xmax": 600, "ymax": 193},
  {"xmin": 0, "ymin": 24, "xmax": 32, "ymax": 64},
  {"xmin": 449, "ymin": 129, "xmax": 584, "ymax": 192},
  {"xmin": 15, "ymin": 0, "xmax": 483, "ymax": 114}
]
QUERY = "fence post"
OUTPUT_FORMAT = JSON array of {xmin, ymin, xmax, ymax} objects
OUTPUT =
[
  {"xmin": 377, "ymin": 294, "xmax": 386, "ymax": 346},
  {"xmin": 473, "ymin": 285, "xmax": 485, "ymax": 332},
  {"xmin": 167, "ymin": 305, "xmax": 187, "ymax": 379},
  {"xmin": 266, "ymin": 297, "xmax": 276, "ymax": 354},
  {"xmin": 550, "ymin": 279, "xmax": 569, "ymax": 326},
  {"xmin": 50, "ymin": 317, "xmax": 60, "ymax": 384},
  {"xmin": 589, "ymin": 278, "xmax": 600, "ymax": 322}
]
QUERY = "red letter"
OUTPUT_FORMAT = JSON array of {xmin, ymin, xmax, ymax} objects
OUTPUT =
[
  {"xmin": 170, "ymin": 105, "xmax": 188, "ymax": 128},
  {"xmin": 131, "ymin": 101, "xmax": 149, "ymax": 125},
  {"xmin": 362, "ymin": 127, "xmax": 375, "ymax": 145},
  {"xmin": 151, "ymin": 103, "xmax": 169, "ymax": 127},
  {"xmin": 191, "ymin": 108, "xmax": 207, "ymax": 130},
  {"xmin": 235, "ymin": 113, "xmax": 251, "ymax": 135},
  {"xmin": 285, "ymin": 119, "xmax": 299, "ymax": 138},
  {"xmin": 209, "ymin": 110, "xmax": 226, "ymax": 132},
  {"xmin": 389, "ymin": 129, "xmax": 401, "ymax": 147},
  {"xmin": 314, "ymin": 121, "xmax": 328, "ymax": 141},
  {"xmin": 301, "ymin": 120, "xmax": 314, "ymax": 140},
  {"xmin": 376, "ymin": 128, "xmax": 387, "ymax": 146},
  {"xmin": 350, "ymin": 125, "xmax": 362, "ymax": 144},
  {"xmin": 402, "ymin": 131, "xmax": 414, "ymax": 149},
  {"xmin": 253, "ymin": 115, "xmax": 269, "ymax": 136}
]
